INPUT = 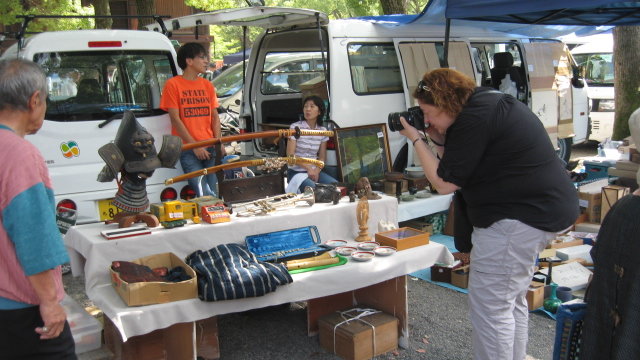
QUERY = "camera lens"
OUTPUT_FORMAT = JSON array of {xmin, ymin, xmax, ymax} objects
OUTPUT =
[{"xmin": 387, "ymin": 112, "xmax": 404, "ymax": 132}]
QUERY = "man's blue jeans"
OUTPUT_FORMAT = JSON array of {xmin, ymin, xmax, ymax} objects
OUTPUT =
[{"xmin": 180, "ymin": 147, "xmax": 218, "ymax": 197}]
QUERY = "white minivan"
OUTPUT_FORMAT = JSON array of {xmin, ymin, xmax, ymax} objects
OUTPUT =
[
  {"xmin": 1, "ymin": 29, "xmax": 190, "ymax": 223},
  {"xmin": 150, "ymin": 6, "xmax": 589, "ymax": 170}
]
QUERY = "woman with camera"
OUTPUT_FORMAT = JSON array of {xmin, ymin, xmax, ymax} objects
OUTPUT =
[
  {"xmin": 286, "ymin": 95, "xmax": 338, "ymax": 192},
  {"xmin": 398, "ymin": 68, "xmax": 578, "ymax": 360}
]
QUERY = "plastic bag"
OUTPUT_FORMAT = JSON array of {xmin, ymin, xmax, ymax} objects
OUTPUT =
[{"xmin": 499, "ymin": 74, "xmax": 518, "ymax": 98}]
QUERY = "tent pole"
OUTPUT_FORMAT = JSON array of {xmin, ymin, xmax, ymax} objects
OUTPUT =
[{"xmin": 443, "ymin": 18, "xmax": 450, "ymax": 68}]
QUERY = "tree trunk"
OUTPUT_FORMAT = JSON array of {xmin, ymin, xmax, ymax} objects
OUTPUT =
[
  {"xmin": 92, "ymin": 0, "xmax": 113, "ymax": 29},
  {"xmin": 612, "ymin": 26, "xmax": 640, "ymax": 140},
  {"xmin": 380, "ymin": 0, "xmax": 406, "ymax": 15},
  {"xmin": 135, "ymin": 0, "xmax": 156, "ymax": 30}
]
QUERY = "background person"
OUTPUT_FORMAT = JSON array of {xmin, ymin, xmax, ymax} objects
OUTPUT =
[
  {"xmin": 581, "ymin": 107, "xmax": 640, "ymax": 359},
  {"xmin": 398, "ymin": 68, "xmax": 578, "ymax": 360},
  {"xmin": 161, "ymin": 43, "xmax": 224, "ymax": 197},
  {"xmin": 0, "ymin": 59, "xmax": 76, "ymax": 358},
  {"xmin": 286, "ymin": 95, "xmax": 337, "ymax": 193}
]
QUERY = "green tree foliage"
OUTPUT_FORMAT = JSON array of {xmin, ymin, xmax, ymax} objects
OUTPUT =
[
  {"xmin": 186, "ymin": 0, "xmax": 383, "ymax": 59},
  {"xmin": 0, "ymin": 0, "xmax": 94, "ymax": 32}
]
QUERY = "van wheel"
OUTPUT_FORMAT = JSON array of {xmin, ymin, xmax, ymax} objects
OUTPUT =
[{"xmin": 556, "ymin": 138, "xmax": 572, "ymax": 164}]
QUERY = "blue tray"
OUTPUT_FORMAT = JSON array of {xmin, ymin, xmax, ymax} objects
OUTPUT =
[{"xmin": 245, "ymin": 226, "xmax": 325, "ymax": 262}]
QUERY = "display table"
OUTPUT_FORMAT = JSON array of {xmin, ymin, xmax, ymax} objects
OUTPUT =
[
  {"xmin": 64, "ymin": 194, "xmax": 453, "ymax": 354},
  {"xmin": 397, "ymin": 193, "xmax": 453, "ymax": 222}
]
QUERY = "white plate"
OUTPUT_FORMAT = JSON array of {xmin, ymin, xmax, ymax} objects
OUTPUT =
[
  {"xmin": 335, "ymin": 246, "xmax": 358, "ymax": 256},
  {"xmin": 325, "ymin": 240, "xmax": 348, "ymax": 248},
  {"xmin": 374, "ymin": 246, "xmax": 396, "ymax": 256},
  {"xmin": 351, "ymin": 251, "xmax": 375, "ymax": 262},
  {"xmin": 357, "ymin": 241, "xmax": 379, "ymax": 251}
]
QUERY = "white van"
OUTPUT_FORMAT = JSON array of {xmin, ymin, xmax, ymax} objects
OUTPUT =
[
  {"xmin": 150, "ymin": 7, "xmax": 589, "ymax": 173},
  {"xmin": 0, "ymin": 29, "xmax": 189, "ymax": 224},
  {"xmin": 571, "ymin": 34, "xmax": 614, "ymax": 142}
]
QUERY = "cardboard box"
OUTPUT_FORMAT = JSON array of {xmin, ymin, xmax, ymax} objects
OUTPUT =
[
  {"xmin": 578, "ymin": 191, "xmax": 602, "ymax": 223},
  {"xmin": 375, "ymin": 227, "xmax": 429, "ymax": 250},
  {"xmin": 450, "ymin": 265, "xmax": 469, "ymax": 289},
  {"xmin": 526, "ymin": 282, "xmax": 545, "ymax": 311},
  {"xmin": 601, "ymin": 185, "xmax": 630, "ymax": 220},
  {"xmin": 319, "ymin": 309, "xmax": 398, "ymax": 360},
  {"xmin": 110, "ymin": 252, "xmax": 197, "ymax": 306},
  {"xmin": 300, "ymin": 76, "xmax": 328, "ymax": 100},
  {"xmin": 556, "ymin": 245, "xmax": 593, "ymax": 263}
]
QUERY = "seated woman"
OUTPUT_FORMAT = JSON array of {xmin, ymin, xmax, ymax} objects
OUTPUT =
[{"xmin": 286, "ymin": 95, "xmax": 338, "ymax": 192}]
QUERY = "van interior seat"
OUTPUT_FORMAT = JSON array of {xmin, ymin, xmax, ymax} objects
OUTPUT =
[
  {"xmin": 75, "ymin": 78, "xmax": 106, "ymax": 103},
  {"xmin": 490, "ymin": 52, "xmax": 525, "ymax": 94}
]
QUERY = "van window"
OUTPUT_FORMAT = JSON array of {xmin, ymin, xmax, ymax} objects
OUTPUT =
[
  {"xmin": 213, "ymin": 61, "xmax": 246, "ymax": 98},
  {"xmin": 34, "ymin": 50, "xmax": 175, "ymax": 121},
  {"xmin": 347, "ymin": 43, "xmax": 403, "ymax": 95},
  {"xmin": 471, "ymin": 42, "xmax": 524, "ymax": 89},
  {"xmin": 260, "ymin": 52, "xmax": 326, "ymax": 95},
  {"xmin": 573, "ymin": 53, "xmax": 614, "ymax": 86}
]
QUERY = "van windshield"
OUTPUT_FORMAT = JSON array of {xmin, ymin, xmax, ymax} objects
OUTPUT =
[
  {"xmin": 34, "ymin": 50, "xmax": 176, "ymax": 121},
  {"xmin": 212, "ymin": 61, "xmax": 245, "ymax": 98},
  {"xmin": 573, "ymin": 53, "xmax": 614, "ymax": 86}
]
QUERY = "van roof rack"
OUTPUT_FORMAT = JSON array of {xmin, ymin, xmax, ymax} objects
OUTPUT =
[{"xmin": 15, "ymin": 14, "xmax": 171, "ymax": 50}]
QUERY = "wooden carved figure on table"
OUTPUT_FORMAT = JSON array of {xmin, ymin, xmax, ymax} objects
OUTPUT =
[
  {"xmin": 97, "ymin": 111, "xmax": 182, "ymax": 228},
  {"xmin": 355, "ymin": 176, "xmax": 381, "ymax": 200},
  {"xmin": 355, "ymin": 191, "xmax": 372, "ymax": 242}
]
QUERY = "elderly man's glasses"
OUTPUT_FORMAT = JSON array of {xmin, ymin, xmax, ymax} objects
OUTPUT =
[{"xmin": 417, "ymin": 80, "xmax": 431, "ymax": 93}]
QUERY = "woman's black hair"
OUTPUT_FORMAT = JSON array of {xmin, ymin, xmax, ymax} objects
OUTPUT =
[{"xmin": 302, "ymin": 95, "xmax": 325, "ymax": 125}]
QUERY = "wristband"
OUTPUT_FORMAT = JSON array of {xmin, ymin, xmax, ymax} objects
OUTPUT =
[{"xmin": 412, "ymin": 137, "xmax": 423, "ymax": 146}]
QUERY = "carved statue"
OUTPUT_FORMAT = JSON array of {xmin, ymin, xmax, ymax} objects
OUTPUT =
[
  {"xmin": 97, "ymin": 111, "xmax": 182, "ymax": 228},
  {"xmin": 355, "ymin": 176, "xmax": 381, "ymax": 200},
  {"xmin": 355, "ymin": 195, "xmax": 372, "ymax": 242}
]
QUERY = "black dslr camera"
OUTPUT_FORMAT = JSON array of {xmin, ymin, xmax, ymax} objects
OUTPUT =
[{"xmin": 387, "ymin": 106, "xmax": 425, "ymax": 132}]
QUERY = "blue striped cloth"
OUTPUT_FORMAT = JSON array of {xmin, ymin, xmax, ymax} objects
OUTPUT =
[{"xmin": 185, "ymin": 244, "xmax": 293, "ymax": 301}]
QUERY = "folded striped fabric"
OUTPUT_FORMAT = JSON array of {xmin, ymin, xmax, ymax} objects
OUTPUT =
[{"xmin": 186, "ymin": 243, "xmax": 293, "ymax": 301}]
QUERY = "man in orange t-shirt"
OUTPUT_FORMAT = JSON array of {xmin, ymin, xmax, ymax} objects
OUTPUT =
[{"xmin": 161, "ymin": 42, "xmax": 224, "ymax": 197}]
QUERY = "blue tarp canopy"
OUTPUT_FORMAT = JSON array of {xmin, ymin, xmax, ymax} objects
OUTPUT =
[
  {"xmin": 223, "ymin": 48, "xmax": 251, "ymax": 65},
  {"xmin": 443, "ymin": 0, "xmax": 640, "ymax": 26}
]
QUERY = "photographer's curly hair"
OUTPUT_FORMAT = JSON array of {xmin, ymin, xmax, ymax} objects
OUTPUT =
[{"xmin": 412, "ymin": 68, "xmax": 476, "ymax": 117}]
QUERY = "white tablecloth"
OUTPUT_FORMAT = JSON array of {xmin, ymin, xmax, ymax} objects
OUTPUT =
[{"xmin": 64, "ymin": 194, "xmax": 453, "ymax": 341}]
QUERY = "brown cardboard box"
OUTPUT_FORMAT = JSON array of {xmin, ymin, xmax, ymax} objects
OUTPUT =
[
  {"xmin": 601, "ymin": 185, "xmax": 630, "ymax": 220},
  {"xmin": 375, "ymin": 227, "xmax": 429, "ymax": 250},
  {"xmin": 450, "ymin": 265, "xmax": 470, "ymax": 289},
  {"xmin": 526, "ymin": 282, "xmax": 545, "ymax": 311},
  {"xmin": 319, "ymin": 310, "xmax": 398, "ymax": 360},
  {"xmin": 300, "ymin": 76, "xmax": 329, "ymax": 100},
  {"xmin": 578, "ymin": 191, "xmax": 602, "ymax": 223},
  {"xmin": 110, "ymin": 252, "xmax": 197, "ymax": 306}
]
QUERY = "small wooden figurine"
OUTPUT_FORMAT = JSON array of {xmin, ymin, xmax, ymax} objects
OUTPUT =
[{"xmin": 355, "ymin": 191, "xmax": 372, "ymax": 242}]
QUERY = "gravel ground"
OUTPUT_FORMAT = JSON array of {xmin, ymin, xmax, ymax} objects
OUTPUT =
[{"xmin": 63, "ymin": 272, "xmax": 556, "ymax": 360}]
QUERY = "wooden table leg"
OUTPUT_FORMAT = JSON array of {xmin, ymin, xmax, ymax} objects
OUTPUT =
[{"xmin": 307, "ymin": 275, "xmax": 409, "ymax": 348}]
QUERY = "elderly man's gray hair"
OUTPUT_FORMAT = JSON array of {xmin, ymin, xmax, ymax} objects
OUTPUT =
[{"xmin": 0, "ymin": 59, "xmax": 47, "ymax": 112}]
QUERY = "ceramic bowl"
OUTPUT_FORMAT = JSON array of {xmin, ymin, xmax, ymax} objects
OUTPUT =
[
  {"xmin": 335, "ymin": 246, "xmax": 358, "ymax": 256},
  {"xmin": 404, "ymin": 166, "xmax": 424, "ymax": 179},
  {"xmin": 374, "ymin": 246, "xmax": 397, "ymax": 256},
  {"xmin": 400, "ymin": 194, "xmax": 415, "ymax": 202},
  {"xmin": 357, "ymin": 241, "xmax": 380, "ymax": 251},
  {"xmin": 351, "ymin": 251, "xmax": 375, "ymax": 262},
  {"xmin": 325, "ymin": 240, "xmax": 348, "ymax": 248}
]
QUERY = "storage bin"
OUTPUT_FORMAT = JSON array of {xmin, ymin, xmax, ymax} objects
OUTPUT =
[{"xmin": 60, "ymin": 295, "xmax": 103, "ymax": 354}]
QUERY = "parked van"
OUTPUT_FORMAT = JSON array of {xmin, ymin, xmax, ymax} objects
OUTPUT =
[
  {"xmin": 0, "ymin": 29, "xmax": 190, "ymax": 223},
  {"xmin": 150, "ymin": 7, "xmax": 588, "ymax": 170},
  {"xmin": 571, "ymin": 34, "xmax": 614, "ymax": 142}
]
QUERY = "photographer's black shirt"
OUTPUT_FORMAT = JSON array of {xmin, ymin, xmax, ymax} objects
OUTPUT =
[{"xmin": 437, "ymin": 88, "xmax": 579, "ymax": 232}]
